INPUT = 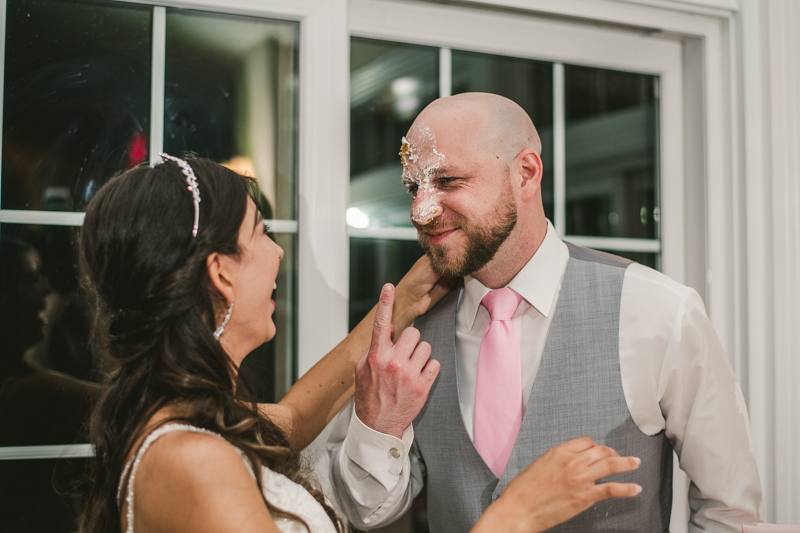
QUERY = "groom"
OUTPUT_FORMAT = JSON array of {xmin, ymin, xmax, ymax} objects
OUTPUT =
[{"xmin": 328, "ymin": 93, "xmax": 763, "ymax": 532}]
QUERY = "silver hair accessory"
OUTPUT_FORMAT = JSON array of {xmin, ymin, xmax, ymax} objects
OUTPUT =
[
  {"xmin": 213, "ymin": 300, "xmax": 234, "ymax": 340},
  {"xmin": 160, "ymin": 153, "xmax": 201, "ymax": 237}
]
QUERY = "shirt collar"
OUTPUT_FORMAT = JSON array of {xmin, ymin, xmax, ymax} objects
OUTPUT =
[{"xmin": 461, "ymin": 220, "xmax": 568, "ymax": 332}]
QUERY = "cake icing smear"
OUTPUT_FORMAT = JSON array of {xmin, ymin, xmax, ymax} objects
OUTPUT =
[{"xmin": 400, "ymin": 126, "xmax": 446, "ymax": 226}]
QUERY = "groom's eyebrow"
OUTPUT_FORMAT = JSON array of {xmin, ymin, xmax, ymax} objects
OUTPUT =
[{"xmin": 432, "ymin": 166, "xmax": 468, "ymax": 180}]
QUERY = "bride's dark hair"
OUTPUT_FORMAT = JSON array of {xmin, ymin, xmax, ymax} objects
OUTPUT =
[{"xmin": 79, "ymin": 157, "xmax": 342, "ymax": 533}]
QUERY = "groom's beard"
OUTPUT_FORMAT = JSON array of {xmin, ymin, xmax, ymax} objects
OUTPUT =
[{"xmin": 418, "ymin": 194, "xmax": 517, "ymax": 278}]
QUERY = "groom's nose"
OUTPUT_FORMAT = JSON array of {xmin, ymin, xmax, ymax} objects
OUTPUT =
[{"xmin": 410, "ymin": 186, "xmax": 443, "ymax": 226}]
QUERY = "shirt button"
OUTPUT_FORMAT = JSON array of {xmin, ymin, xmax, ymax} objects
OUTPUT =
[{"xmin": 390, "ymin": 448, "xmax": 401, "ymax": 458}]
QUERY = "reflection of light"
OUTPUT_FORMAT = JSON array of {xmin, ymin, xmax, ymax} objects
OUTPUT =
[
  {"xmin": 222, "ymin": 156, "xmax": 256, "ymax": 179},
  {"xmin": 127, "ymin": 131, "xmax": 148, "ymax": 168},
  {"xmin": 392, "ymin": 77, "xmax": 420, "ymax": 98},
  {"xmin": 395, "ymin": 96, "xmax": 420, "ymax": 115},
  {"xmin": 346, "ymin": 207, "xmax": 370, "ymax": 229},
  {"xmin": 392, "ymin": 77, "xmax": 421, "ymax": 119},
  {"xmin": 43, "ymin": 186, "xmax": 72, "ymax": 211}
]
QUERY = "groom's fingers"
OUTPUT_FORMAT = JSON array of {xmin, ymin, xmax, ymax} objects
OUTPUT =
[
  {"xmin": 394, "ymin": 326, "xmax": 421, "ymax": 357},
  {"xmin": 421, "ymin": 357, "xmax": 440, "ymax": 382},
  {"xmin": 369, "ymin": 284, "xmax": 395, "ymax": 356},
  {"xmin": 409, "ymin": 340, "xmax": 432, "ymax": 368}
]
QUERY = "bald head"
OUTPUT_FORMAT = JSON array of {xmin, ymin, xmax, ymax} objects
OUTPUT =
[
  {"xmin": 413, "ymin": 92, "xmax": 541, "ymax": 163},
  {"xmin": 402, "ymin": 93, "xmax": 547, "ymax": 285}
]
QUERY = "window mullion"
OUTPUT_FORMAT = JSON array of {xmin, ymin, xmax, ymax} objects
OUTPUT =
[
  {"xmin": 149, "ymin": 6, "xmax": 166, "ymax": 163},
  {"xmin": 553, "ymin": 62, "xmax": 566, "ymax": 236},
  {"xmin": 0, "ymin": 444, "xmax": 95, "ymax": 461},
  {"xmin": 439, "ymin": 47, "xmax": 452, "ymax": 98},
  {"xmin": 0, "ymin": 0, "xmax": 7, "ymax": 203}
]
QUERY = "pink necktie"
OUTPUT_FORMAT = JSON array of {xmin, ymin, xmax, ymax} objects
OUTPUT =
[{"xmin": 473, "ymin": 287, "xmax": 524, "ymax": 478}]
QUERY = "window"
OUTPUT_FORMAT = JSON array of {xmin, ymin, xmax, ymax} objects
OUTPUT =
[
  {"xmin": 347, "ymin": 1, "xmax": 682, "ymax": 526},
  {"xmin": 349, "ymin": 38, "xmax": 660, "ymax": 329},
  {"xmin": 0, "ymin": 0, "xmax": 298, "ymax": 528}
]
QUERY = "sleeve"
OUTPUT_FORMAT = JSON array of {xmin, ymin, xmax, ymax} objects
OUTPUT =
[
  {"xmin": 326, "ymin": 398, "xmax": 425, "ymax": 529},
  {"xmin": 659, "ymin": 289, "xmax": 765, "ymax": 532}
]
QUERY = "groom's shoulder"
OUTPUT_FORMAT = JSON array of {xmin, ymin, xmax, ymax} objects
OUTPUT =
[{"xmin": 564, "ymin": 242, "xmax": 633, "ymax": 270}]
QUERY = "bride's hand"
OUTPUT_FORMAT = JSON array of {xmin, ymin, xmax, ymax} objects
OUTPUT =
[
  {"xmin": 474, "ymin": 437, "xmax": 642, "ymax": 533},
  {"xmin": 392, "ymin": 256, "xmax": 454, "ymax": 335}
]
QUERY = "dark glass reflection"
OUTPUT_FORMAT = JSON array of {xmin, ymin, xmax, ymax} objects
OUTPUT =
[
  {"xmin": 163, "ymin": 10, "xmax": 298, "ymax": 220},
  {"xmin": 350, "ymin": 38, "xmax": 439, "ymax": 228},
  {"xmin": 349, "ymin": 238, "xmax": 425, "ymax": 330},
  {"xmin": 565, "ymin": 65, "xmax": 658, "ymax": 240},
  {"xmin": 0, "ymin": 224, "xmax": 101, "ymax": 432},
  {"xmin": 452, "ymin": 51, "xmax": 554, "ymax": 221},
  {"xmin": 2, "ymin": 0, "xmax": 152, "ymax": 212},
  {"xmin": 0, "ymin": 458, "xmax": 89, "ymax": 533},
  {"xmin": 0, "ymin": 223, "xmax": 99, "ymax": 532}
]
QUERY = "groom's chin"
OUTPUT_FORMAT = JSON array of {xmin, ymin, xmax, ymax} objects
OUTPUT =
[{"xmin": 422, "ymin": 245, "xmax": 466, "ymax": 279}]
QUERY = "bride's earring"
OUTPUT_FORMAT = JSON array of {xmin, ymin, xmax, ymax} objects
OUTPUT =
[{"xmin": 213, "ymin": 300, "xmax": 234, "ymax": 340}]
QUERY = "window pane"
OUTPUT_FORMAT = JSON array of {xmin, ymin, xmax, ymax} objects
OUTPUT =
[
  {"xmin": 164, "ymin": 10, "xmax": 298, "ymax": 220},
  {"xmin": 350, "ymin": 38, "xmax": 439, "ymax": 229},
  {"xmin": 564, "ymin": 65, "xmax": 658, "ymax": 240},
  {"xmin": 0, "ymin": 222, "xmax": 295, "ymax": 449},
  {"xmin": 2, "ymin": 0, "xmax": 152, "ymax": 212},
  {"xmin": 349, "ymin": 239, "xmax": 425, "ymax": 330},
  {"xmin": 0, "ymin": 223, "xmax": 97, "ymax": 385},
  {"xmin": 451, "ymin": 51, "xmax": 554, "ymax": 221},
  {"xmin": 0, "ymin": 457, "xmax": 88, "ymax": 532}
]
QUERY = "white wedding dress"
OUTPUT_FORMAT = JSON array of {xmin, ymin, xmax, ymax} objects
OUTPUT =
[{"xmin": 118, "ymin": 423, "xmax": 337, "ymax": 533}]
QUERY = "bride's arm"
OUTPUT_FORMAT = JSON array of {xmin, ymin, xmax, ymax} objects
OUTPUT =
[{"xmin": 262, "ymin": 256, "xmax": 452, "ymax": 451}]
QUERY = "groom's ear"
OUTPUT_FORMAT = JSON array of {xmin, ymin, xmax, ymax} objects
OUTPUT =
[
  {"xmin": 206, "ymin": 252, "xmax": 234, "ymax": 303},
  {"xmin": 516, "ymin": 149, "xmax": 543, "ymax": 201}
]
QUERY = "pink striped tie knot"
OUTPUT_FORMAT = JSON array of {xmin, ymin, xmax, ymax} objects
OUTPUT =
[{"xmin": 473, "ymin": 287, "xmax": 524, "ymax": 478}]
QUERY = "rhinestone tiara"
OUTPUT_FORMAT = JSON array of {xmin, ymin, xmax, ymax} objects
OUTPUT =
[{"xmin": 160, "ymin": 153, "xmax": 201, "ymax": 238}]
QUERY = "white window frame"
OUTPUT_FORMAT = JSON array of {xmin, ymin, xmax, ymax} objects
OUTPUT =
[
  {"xmin": 348, "ymin": 2, "xmax": 681, "ymax": 262},
  {"xmin": 3, "ymin": 0, "xmax": 794, "ymax": 523},
  {"xmin": 348, "ymin": 1, "xmax": 693, "ymax": 527},
  {"xmin": 349, "ymin": 0, "xmax": 800, "ymax": 525},
  {"xmin": 430, "ymin": 0, "xmax": 800, "ymax": 522},
  {"xmin": 0, "ymin": 0, "xmax": 351, "ymax": 378},
  {"xmin": 0, "ymin": 0, "xmax": 350, "ymax": 458}
]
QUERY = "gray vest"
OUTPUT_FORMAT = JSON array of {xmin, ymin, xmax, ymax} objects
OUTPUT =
[{"xmin": 413, "ymin": 244, "xmax": 673, "ymax": 533}]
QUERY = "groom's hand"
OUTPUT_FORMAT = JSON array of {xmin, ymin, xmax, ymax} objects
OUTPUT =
[{"xmin": 355, "ymin": 283, "xmax": 440, "ymax": 438}]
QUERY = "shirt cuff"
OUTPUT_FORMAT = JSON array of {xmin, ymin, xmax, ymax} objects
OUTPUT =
[{"xmin": 344, "ymin": 405, "xmax": 414, "ymax": 477}]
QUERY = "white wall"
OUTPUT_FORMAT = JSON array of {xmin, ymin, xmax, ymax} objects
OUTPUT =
[
  {"xmin": 763, "ymin": 0, "xmax": 800, "ymax": 523},
  {"xmin": 738, "ymin": 0, "xmax": 800, "ymax": 523}
]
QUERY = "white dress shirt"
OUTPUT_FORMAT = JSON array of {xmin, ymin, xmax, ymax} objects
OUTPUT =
[{"xmin": 328, "ymin": 222, "xmax": 764, "ymax": 532}]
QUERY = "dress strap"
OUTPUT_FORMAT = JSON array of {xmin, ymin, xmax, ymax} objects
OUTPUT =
[{"xmin": 116, "ymin": 423, "xmax": 241, "ymax": 533}]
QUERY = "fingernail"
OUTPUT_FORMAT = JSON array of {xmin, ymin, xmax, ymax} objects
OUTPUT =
[
  {"xmin": 634, "ymin": 484, "xmax": 642, "ymax": 494},
  {"xmin": 634, "ymin": 457, "xmax": 641, "ymax": 466}
]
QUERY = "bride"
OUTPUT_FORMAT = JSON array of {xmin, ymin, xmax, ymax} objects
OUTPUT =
[{"xmin": 79, "ymin": 155, "xmax": 641, "ymax": 533}]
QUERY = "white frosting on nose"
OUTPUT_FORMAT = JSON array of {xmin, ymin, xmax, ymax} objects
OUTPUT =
[
  {"xmin": 411, "ymin": 190, "xmax": 442, "ymax": 225},
  {"xmin": 401, "ymin": 127, "xmax": 446, "ymax": 226}
]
